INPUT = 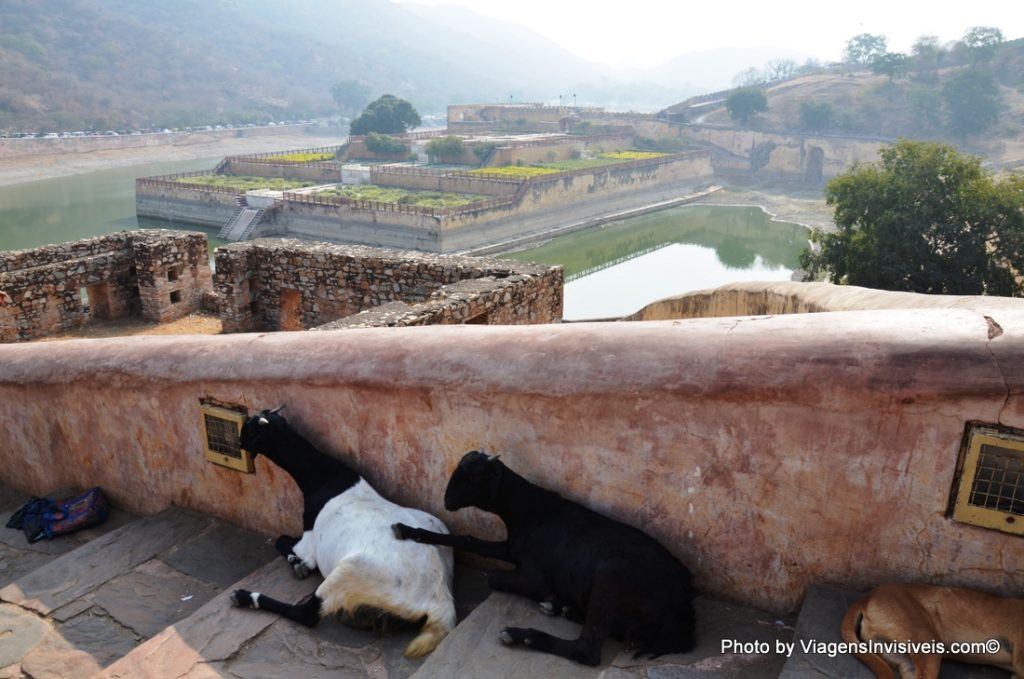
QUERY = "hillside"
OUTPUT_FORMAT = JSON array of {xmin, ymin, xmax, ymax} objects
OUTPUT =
[
  {"xmin": 683, "ymin": 39, "xmax": 1024, "ymax": 168},
  {"xmin": 0, "ymin": 0, "xmax": 609, "ymax": 133}
]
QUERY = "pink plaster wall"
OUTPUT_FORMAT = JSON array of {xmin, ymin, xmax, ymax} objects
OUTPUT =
[{"xmin": 0, "ymin": 310, "xmax": 1022, "ymax": 612}]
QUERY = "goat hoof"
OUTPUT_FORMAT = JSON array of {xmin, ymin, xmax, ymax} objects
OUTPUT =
[
  {"xmin": 499, "ymin": 627, "xmax": 530, "ymax": 646},
  {"xmin": 230, "ymin": 589, "xmax": 252, "ymax": 608},
  {"xmin": 287, "ymin": 555, "xmax": 312, "ymax": 579}
]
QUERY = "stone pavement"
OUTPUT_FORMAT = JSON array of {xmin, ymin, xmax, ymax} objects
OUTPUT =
[
  {"xmin": 412, "ymin": 591, "xmax": 796, "ymax": 679},
  {"xmin": 3, "ymin": 487, "xmax": 1008, "ymax": 678}
]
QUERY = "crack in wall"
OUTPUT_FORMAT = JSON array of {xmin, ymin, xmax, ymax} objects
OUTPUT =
[{"xmin": 981, "ymin": 314, "xmax": 1012, "ymax": 425}]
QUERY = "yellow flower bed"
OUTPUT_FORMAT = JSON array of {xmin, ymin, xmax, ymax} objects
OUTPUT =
[
  {"xmin": 600, "ymin": 151, "xmax": 669, "ymax": 161},
  {"xmin": 467, "ymin": 166, "xmax": 561, "ymax": 179},
  {"xmin": 271, "ymin": 152, "xmax": 337, "ymax": 163}
]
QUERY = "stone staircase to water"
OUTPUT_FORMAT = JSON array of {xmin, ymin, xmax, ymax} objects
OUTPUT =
[
  {"xmin": 217, "ymin": 205, "xmax": 265, "ymax": 241},
  {"xmin": 0, "ymin": 486, "xmax": 1005, "ymax": 678}
]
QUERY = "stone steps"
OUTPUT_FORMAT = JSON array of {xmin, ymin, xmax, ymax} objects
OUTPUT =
[
  {"xmin": 13, "ymin": 491, "xmax": 1004, "ymax": 678},
  {"xmin": 0, "ymin": 488, "xmax": 136, "ymax": 590},
  {"xmin": 411, "ymin": 592, "xmax": 796, "ymax": 679},
  {"xmin": 0, "ymin": 503, "xmax": 279, "ymax": 678}
]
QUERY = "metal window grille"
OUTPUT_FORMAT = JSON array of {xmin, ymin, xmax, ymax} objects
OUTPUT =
[
  {"xmin": 952, "ymin": 424, "xmax": 1024, "ymax": 536},
  {"xmin": 199, "ymin": 404, "xmax": 253, "ymax": 473}
]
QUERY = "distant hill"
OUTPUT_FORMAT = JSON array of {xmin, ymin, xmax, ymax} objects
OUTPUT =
[
  {"xmin": 671, "ymin": 39, "xmax": 1024, "ymax": 168},
  {"xmin": 0, "ymin": 0, "xmax": 603, "ymax": 133},
  {"xmin": 0, "ymin": 0, "xmax": 841, "ymax": 134}
]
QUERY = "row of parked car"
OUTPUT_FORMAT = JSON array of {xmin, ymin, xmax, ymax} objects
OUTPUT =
[{"xmin": 1, "ymin": 121, "xmax": 318, "ymax": 140}]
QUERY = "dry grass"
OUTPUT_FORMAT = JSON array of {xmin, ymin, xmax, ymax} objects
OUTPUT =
[{"xmin": 37, "ymin": 312, "xmax": 222, "ymax": 342}]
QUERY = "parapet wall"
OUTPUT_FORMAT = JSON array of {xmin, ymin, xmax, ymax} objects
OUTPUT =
[
  {"xmin": 213, "ymin": 238, "xmax": 562, "ymax": 332},
  {"xmin": 0, "ymin": 230, "xmax": 212, "ymax": 341},
  {"xmin": 1, "ymin": 310, "xmax": 1021, "ymax": 613},
  {"xmin": 627, "ymin": 280, "xmax": 1024, "ymax": 320}
]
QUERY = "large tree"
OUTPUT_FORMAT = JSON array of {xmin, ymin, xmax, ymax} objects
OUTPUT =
[
  {"xmin": 349, "ymin": 95, "xmax": 421, "ymax": 135},
  {"xmin": 962, "ymin": 26, "xmax": 1004, "ymax": 64},
  {"xmin": 800, "ymin": 140, "xmax": 1024, "ymax": 296},
  {"xmin": 725, "ymin": 88, "xmax": 767, "ymax": 125},
  {"xmin": 843, "ymin": 33, "xmax": 888, "ymax": 65},
  {"xmin": 942, "ymin": 70, "xmax": 1001, "ymax": 141}
]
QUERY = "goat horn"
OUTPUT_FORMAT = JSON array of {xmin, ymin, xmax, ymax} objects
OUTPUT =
[
  {"xmin": 258, "ymin": 416, "xmax": 269, "ymax": 425},
  {"xmin": 269, "ymin": 405, "xmax": 286, "ymax": 414}
]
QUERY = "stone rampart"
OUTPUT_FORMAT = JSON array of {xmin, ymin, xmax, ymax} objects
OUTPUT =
[
  {"xmin": 0, "ymin": 230, "xmax": 212, "ymax": 341},
  {"xmin": 213, "ymin": 238, "xmax": 562, "ymax": 333},
  {"xmin": 1, "ymin": 309, "xmax": 1021, "ymax": 612},
  {"xmin": 639, "ymin": 121, "xmax": 884, "ymax": 180},
  {"xmin": 136, "ymin": 178, "xmax": 241, "ymax": 228}
]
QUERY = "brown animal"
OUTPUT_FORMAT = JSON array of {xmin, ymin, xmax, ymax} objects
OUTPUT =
[{"xmin": 840, "ymin": 583, "xmax": 1023, "ymax": 678}]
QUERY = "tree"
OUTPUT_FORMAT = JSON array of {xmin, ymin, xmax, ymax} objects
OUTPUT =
[
  {"xmin": 764, "ymin": 59, "xmax": 798, "ymax": 82},
  {"xmin": 425, "ymin": 135, "xmax": 465, "ymax": 162},
  {"xmin": 725, "ymin": 88, "xmax": 767, "ymax": 125},
  {"xmin": 871, "ymin": 52, "xmax": 908, "ymax": 82},
  {"xmin": 910, "ymin": 35, "xmax": 943, "ymax": 82},
  {"xmin": 941, "ymin": 70, "xmax": 1000, "ymax": 141},
  {"xmin": 330, "ymin": 80, "xmax": 371, "ymax": 115},
  {"xmin": 799, "ymin": 101, "xmax": 833, "ymax": 131},
  {"xmin": 962, "ymin": 26, "xmax": 1003, "ymax": 64},
  {"xmin": 349, "ymin": 95, "xmax": 421, "ymax": 135},
  {"xmin": 800, "ymin": 140, "xmax": 1024, "ymax": 296},
  {"xmin": 843, "ymin": 33, "xmax": 888, "ymax": 65}
]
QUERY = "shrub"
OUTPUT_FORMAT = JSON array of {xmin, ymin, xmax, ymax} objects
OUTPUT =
[
  {"xmin": 425, "ymin": 135, "xmax": 466, "ymax": 162},
  {"xmin": 365, "ymin": 132, "xmax": 408, "ymax": 155}
]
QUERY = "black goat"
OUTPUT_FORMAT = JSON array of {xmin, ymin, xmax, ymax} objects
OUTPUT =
[
  {"xmin": 392, "ymin": 450, "xmax": 696, "ymax": 666},
  {"xmin": 230, "ymin": 407, "xmax": 456, "ymax": 657}
]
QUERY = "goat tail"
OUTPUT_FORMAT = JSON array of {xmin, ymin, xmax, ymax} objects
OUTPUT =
[
  {"xmin": 317, "ymin": 558, "xmax": 455, "ymax": 658},
  {"xmin": 840, "ymin": 596, "xmax": 897, "ymax": 679}
]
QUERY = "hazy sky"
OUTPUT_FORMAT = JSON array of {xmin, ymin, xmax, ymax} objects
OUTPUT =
[{"xmin": 398, "ymin": 0, "xmax": 1022, "ymax": 68}]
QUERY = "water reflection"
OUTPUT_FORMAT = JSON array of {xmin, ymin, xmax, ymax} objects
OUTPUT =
[
  {"xmin": 0, "ymin": 158, "xmax": 225, "ymax": 252},
  {"xmin": 505, "ymin": 204, "xmax": 810, "ymax": 319}
]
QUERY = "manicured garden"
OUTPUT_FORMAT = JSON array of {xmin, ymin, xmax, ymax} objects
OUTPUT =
[
  {"xmin": 468, "ymin": 150, "xmax": 670, "ymax": 178},
  {"xmin": 315, "ymin": 184, "xmax": 483, "ymax": 209},
  {"xmin": 174, "ymin": 175, "xmax": 321, "ymax": 191}
]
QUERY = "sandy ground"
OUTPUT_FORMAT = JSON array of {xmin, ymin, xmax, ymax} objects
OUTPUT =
[
  {"xmin": 0, "ymin": 133, "xmax": 348, "ymax": 187},
  {"xmin": 36, "ymin": 312, "xmax": 223, "ymax": 342},
  {"xmin": 692, "ymin": 180, "xmax": 834, "ymax": 232}
]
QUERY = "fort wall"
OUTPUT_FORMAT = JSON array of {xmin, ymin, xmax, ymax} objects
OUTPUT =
[
  {"xmin": 213, "ymin": 238, "xmax": 562, "ymax": 333},
  {"xmin": 0, "ymin": 230, "xmax": 211, "ymax": 341},
  {"xmin": 1, "ymin": 310, "xmax": 1020, "ymax": 612}
]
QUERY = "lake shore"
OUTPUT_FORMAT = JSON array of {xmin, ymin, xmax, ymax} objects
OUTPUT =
[
  {"xmin": 0, "ymin": 132, "xmax": 347, "ymax": 188},
  {"xmin": 690, "ymin": 181, "xmax": 834, "ymax": 232}
]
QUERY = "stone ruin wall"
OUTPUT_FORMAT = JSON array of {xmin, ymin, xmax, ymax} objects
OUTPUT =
[
  {"xmin": 213, "ymin": 238, "xmax": 563, "ymax": 333},
  {"xmin": 0, "ymin": 230, "xmax": 212, "ymax": 342}
]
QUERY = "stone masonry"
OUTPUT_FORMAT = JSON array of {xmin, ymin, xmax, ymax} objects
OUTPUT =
[
  {"xmin": 213, "ymin": 238, "xmax": 563, "ymax": 333},
  {"xmin": 0, "ymin": 230, "xmax": 212, "ymax": 342}
]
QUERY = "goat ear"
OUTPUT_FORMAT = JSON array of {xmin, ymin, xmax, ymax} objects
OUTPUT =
[{"xmin": 258, "ymin": 416, "xmax": 269, "ymax": 425}]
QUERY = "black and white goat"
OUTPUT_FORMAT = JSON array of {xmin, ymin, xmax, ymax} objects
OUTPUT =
[
  {"xmin": 230, "ymin": 407, "xmax": 456, "ymax": 658},
  {"xmin": 393, "ymin": 450, "xmax": 696, "ymax": 666}
]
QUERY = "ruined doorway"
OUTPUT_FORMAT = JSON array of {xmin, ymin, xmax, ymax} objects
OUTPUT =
[{"xmin": 279, "ymin": 289, "xmax": 303, "ymax": 331}]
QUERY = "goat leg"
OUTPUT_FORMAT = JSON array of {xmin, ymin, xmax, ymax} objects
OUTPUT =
[
  {"xmin": 230, "ymin": 589, "xmax": 322, "ymax": 628},
  {"xmin": 392, "ymin": 523, "xmax": 511, "ymax": 561}
]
